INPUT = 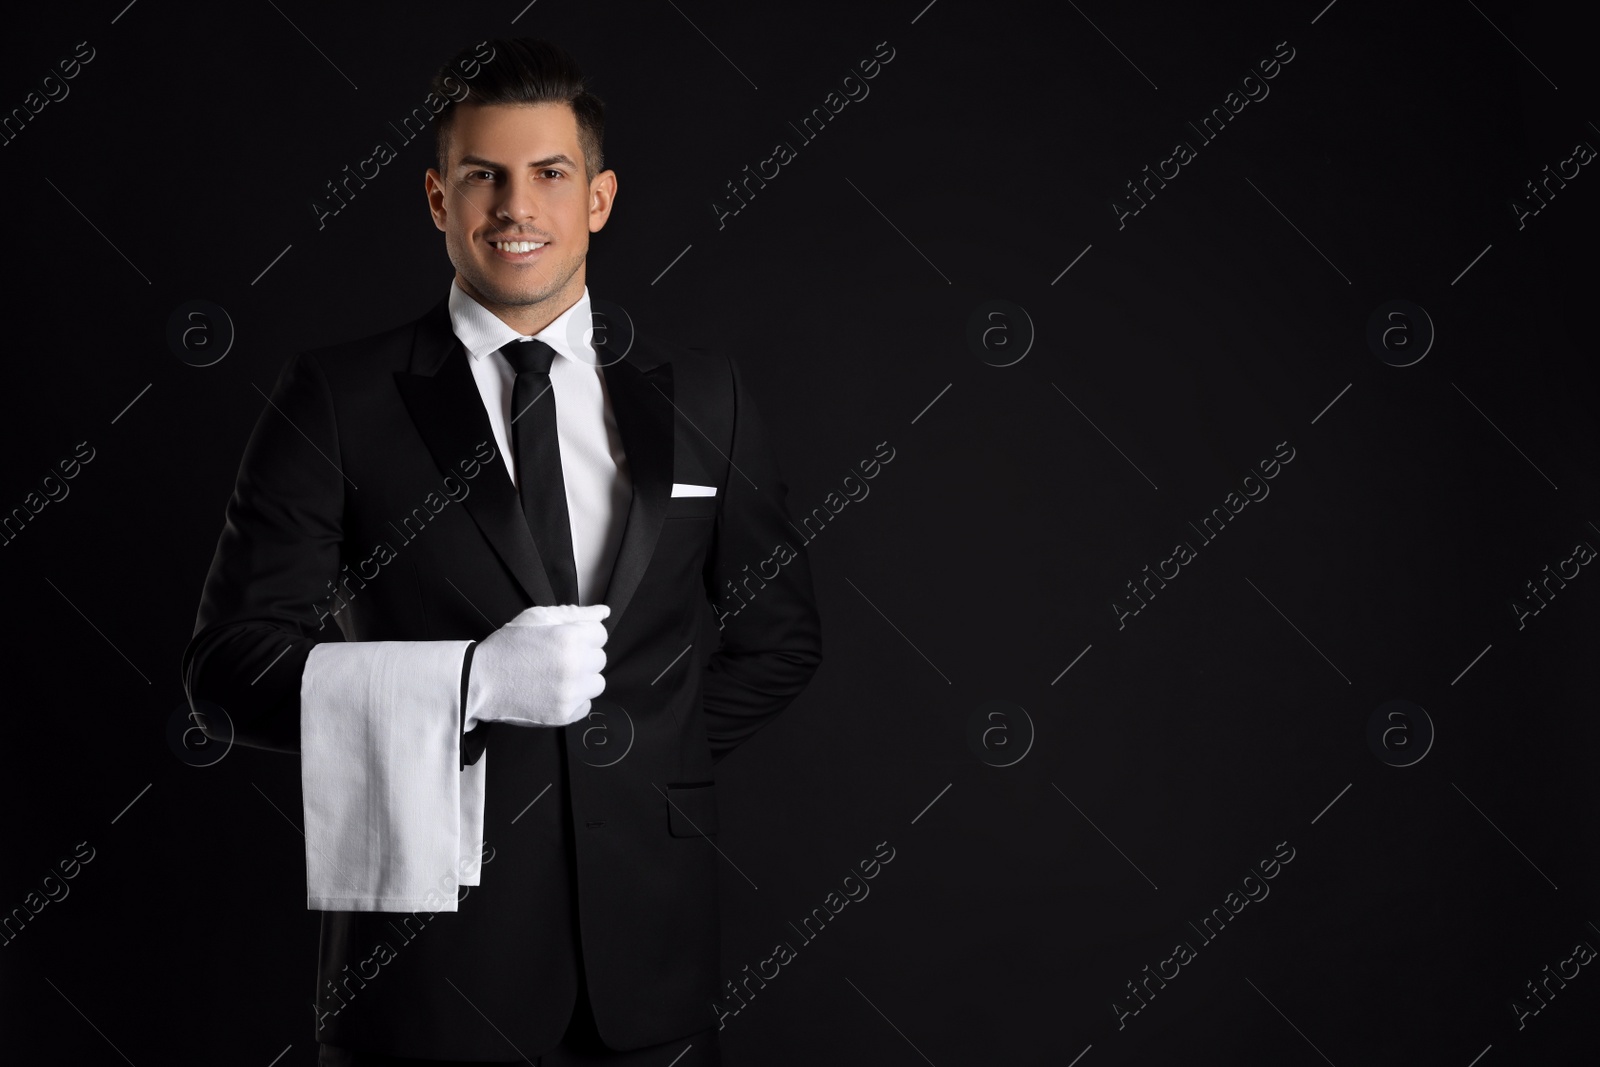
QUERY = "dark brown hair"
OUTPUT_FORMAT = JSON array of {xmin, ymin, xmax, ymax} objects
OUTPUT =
[{"xmin": 430, "ymin": 38, "xmax": 605, "ymax": 182}]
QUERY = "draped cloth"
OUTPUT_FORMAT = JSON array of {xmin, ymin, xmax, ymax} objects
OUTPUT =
[{"xmin": 299, "ymin": 639, "xmax": 484, "ymax": 912}]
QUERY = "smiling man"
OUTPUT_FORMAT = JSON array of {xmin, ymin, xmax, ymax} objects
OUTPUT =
[
  {"xmin": 182, "ymin": 37, "xmax": 823, "ymax": 1066},
  {"xmin": 429, "ymin": 93, "xmax": 603, "ymax": 335}
]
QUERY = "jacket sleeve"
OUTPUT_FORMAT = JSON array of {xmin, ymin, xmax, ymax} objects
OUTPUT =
[
  {"xmin": 181, "ymin": 351, "xmax": 348, "ymax": 754},
  {"xmin": 180, "ymin": 349, "xmax": 490, "ymax": 768},
  {"xmin": 699, "ymin": 351, "xmax": 824, "ymax": 764}
]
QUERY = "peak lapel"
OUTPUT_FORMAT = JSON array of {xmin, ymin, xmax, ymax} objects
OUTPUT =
[
  {"xmin": 393, "ymin": 297, "xmax": 556, "ymax": 609},
  {"xmin": 597, "ymin": 345, "xmax": 674, "ymax": 637}
]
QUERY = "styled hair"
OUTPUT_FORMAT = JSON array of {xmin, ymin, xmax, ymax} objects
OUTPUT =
[{"xmin": 430, "ymin": 38, "xmax": 605, "ymax": 183}]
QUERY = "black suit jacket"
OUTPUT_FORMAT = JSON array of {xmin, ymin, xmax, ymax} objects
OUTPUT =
[{"xmin": 181, "ymin": 291, "xmax": 823, "ymax": 1057}]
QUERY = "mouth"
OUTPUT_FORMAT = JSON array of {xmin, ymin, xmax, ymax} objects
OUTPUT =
[{"xmin": 486, "ymin": 237, "xmax": 549, "ymax": 261}]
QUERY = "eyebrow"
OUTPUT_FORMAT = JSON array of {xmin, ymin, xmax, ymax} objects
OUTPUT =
[{"xmin": 457, "ymin": 153, "xmax": 579, "ymax": 172}]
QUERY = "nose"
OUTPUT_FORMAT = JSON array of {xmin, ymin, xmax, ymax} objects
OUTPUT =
[{"xmin": 496, "ymin": 170, "xmax": 541, "ymax": 225}]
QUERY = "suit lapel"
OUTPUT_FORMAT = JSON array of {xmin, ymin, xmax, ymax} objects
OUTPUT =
[
  {"xmin": 596, "ymin": 344, "xmax": 674, "ymax": 636},
  {"xmin": 392, "ymin": 294, "xmax": 674, "ymax": 636}
]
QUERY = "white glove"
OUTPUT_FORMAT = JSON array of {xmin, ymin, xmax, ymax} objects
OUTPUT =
[{"xmin": 464, "ymin": 604, "xmax": 611, "ymax": 729}]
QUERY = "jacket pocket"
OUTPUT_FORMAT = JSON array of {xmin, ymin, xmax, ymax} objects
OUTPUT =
[
  {"xmin": 664, "ymin": 494, "xmax": 718, "ymax": 520},
  {"xmin": 665, "ymin": 781, "xmax": 719, "ymax": 837}
]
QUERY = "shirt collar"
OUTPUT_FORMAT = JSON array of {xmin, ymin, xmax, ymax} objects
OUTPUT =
[{"xmin": 448, "ymin": 278, "xmax": 596, "ymax": 366}]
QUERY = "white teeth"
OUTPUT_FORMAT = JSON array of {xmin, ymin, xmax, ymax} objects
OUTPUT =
[{"xmin": 494, "ymin": 240, "xmax": 544, "ymax": 253}]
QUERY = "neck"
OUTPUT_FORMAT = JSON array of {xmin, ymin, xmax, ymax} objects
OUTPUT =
[{"xmin": 457, "ymin": 272, "xmax": 585, "ymax": 336}]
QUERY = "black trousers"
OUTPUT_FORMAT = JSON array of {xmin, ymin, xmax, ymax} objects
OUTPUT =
[
  {"xmin": 318, "ymin": 744, "xmax": 720, "ymax": 1066},
  {"xmin": 315, "ymin": 975, "xmax": 719, "ymax": 1066}
]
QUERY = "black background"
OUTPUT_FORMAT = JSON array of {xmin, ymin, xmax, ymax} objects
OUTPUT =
[{"xmin": 2, "ymin": 1, "xmax": 1597, "ymax": 1064}]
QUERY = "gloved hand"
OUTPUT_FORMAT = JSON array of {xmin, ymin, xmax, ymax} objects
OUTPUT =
[{"xmin": 463, "ymin": 604, "xmax": 611, "ymax": 729}]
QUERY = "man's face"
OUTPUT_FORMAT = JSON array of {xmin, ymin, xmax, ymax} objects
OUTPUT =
[{"xmin": 426, "ymin": 102, "xmax": 615, "ymax": 318}]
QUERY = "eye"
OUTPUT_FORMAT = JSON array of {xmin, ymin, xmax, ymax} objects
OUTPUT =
[
  {"xmin": 468, "ymin": 170, "xmax": 496, "ymax": 181},
  {"xmin": 541, "ymin": 169, "xmax": 565, "ymax": 179}
]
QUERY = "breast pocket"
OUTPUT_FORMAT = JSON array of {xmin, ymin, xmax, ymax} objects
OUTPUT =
[
  {"xmin": 665, "ymin": 782, "xmax": 719, "ymax": 837},
  {"xmin": 664, "ymin": 493, "xmax": 718, "ymax": 520}
]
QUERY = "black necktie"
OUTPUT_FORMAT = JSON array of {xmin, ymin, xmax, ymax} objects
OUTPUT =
[{"xmin": 501, "ymin": 338, "xmax": 580, "ymax": 604}]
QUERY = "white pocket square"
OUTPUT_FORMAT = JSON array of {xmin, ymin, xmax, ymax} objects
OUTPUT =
[{"xmin": 671, "ymin": 483, "xmax": 717, "ymax": 497}]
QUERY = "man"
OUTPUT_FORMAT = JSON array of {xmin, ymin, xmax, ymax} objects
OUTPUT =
[{"xmin": 182, "ymin": 37, "xmax": 823, "ymax": 1065}]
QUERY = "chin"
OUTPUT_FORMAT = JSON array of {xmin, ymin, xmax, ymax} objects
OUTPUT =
[{"xmin": 481, "ymin": 278, "xmax": 554, "ymax": 308}]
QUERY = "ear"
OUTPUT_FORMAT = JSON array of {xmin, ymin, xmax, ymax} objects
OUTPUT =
[
  {"xmin": 425, "ymin": 168, "xmax": 448, "ymax": 232},
  {"xmin": 588, "ymin": 169, "xmax": 618, "ymax": 233}
]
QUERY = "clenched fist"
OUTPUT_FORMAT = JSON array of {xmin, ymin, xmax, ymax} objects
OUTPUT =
[{"xmin": 463, "ymin": 604, "xmax": 611, "ymax": 729}]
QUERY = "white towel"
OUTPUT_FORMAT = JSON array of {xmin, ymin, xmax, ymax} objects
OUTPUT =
[{"xmin": 299, "ymin": 640, "xmax": 485, "ymax": 912}]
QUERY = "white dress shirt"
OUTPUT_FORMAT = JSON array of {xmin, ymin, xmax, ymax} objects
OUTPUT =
[
  {"xmin": 297, "ymin": 280, "xmax": 627, "ymax": 912},
  {"xmin": 451, "ymin": 279, "xmax": 632, "ymax": 607}
]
